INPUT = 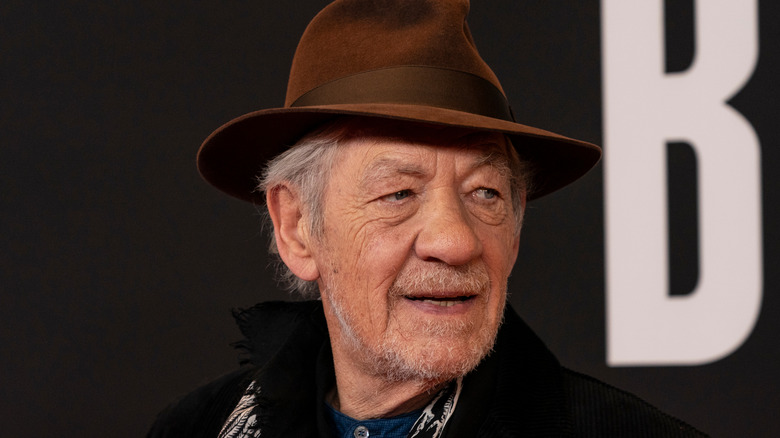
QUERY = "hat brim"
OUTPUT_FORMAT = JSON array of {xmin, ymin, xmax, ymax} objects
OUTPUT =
[{"xmin": 197, "ymin": 103, "xmax": 601, "ymax": 203}]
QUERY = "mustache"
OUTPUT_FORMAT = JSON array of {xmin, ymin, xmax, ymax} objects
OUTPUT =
[{"xmin": 388, "ymin": 262, "xmax": 491, "ymax": 297}]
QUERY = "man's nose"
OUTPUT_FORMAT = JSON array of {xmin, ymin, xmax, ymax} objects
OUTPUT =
[{"xmin": 413, "ymin": 192, "xmax": 482, "ymax": 266}]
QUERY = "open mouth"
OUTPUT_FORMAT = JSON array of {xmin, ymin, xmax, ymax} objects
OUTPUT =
[{"xmin": 405, "ymin": 295, "xmax": 475, "ymax": 307}]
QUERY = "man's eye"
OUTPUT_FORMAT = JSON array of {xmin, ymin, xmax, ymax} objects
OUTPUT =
[
  {"xmin": 475, "ymin": 188, "xmax": 499, "ymax": 200},
  {"xmin": 382, "ymin": 190, "xmax": 412, "ymax": 202}
]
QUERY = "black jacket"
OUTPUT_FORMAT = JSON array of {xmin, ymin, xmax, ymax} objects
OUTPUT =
[{"xmin": 148, "ymin": 301, "xmax": 707, "ymax": 437}]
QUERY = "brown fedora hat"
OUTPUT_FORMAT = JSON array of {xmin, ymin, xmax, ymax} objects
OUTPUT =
[{"xmin": 197, "ymin": 0, "xmax": 601, "ymax": 203}]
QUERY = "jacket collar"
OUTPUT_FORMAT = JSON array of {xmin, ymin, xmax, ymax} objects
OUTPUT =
[{"xmin": 234, "ymin": 300, "xmax": 572, "ymax": 437}]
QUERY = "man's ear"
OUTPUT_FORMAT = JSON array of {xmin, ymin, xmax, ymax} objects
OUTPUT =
[{"xmin": 266, "ymin": 185, "xmax": 320, "ymax": 281}]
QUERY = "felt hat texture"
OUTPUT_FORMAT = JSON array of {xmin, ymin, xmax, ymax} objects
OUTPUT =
[{"xmin": 197, "ymin": 0, "xmax": 602, "ymax": 202}]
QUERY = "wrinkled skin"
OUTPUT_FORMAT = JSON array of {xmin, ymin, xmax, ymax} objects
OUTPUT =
[{"xmin": 269, "ymin": 122, "xmax": 523, "ymax": 419}]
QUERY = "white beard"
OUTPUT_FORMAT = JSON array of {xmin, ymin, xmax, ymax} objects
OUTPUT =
[{"xmin": 323, "ymin": 261, "xmax": 506, "ymax": 383}]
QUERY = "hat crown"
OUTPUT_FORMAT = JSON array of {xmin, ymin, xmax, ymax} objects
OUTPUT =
[
  {"xmin": 197, "ymin": 0, "xmax": 601, "ymax": 205},
  {"xmin": 285, "ymin": 0, "xmax": 503, "ymax": 107}
]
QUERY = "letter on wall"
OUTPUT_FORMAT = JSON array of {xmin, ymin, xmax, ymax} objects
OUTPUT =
[{"xmin": 602, "ymin": 0, "xmax": 762, "ymax": 365}]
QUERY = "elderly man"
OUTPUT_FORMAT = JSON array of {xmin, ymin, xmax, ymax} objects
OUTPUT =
[{"xmin": 150, "ymin": 0, "xmax": 706, "ymax": 437}]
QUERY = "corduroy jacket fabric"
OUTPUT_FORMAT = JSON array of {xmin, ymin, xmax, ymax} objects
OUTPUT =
[{"xmin": 147, "ymin": 301, "xmax": 707, "ymax": 437}]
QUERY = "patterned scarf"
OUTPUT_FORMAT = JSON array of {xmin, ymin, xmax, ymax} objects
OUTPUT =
[
  {"xmin": 218, "ymin": 377, "xmax": 463, "ymax": 438},
  {"xmin": 217, "ymin": 381, "xmax": 261, "ymax": 438}
]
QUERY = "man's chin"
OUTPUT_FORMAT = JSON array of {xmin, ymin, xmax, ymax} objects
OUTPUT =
[{"xmin": 368, "ymin": 332, "xmax": 497, "ymax": 384}]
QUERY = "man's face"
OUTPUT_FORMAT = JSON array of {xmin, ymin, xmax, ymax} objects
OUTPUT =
[{"xmin": 311, "ymin": 123, "xmax": 522, "ymax": 383}]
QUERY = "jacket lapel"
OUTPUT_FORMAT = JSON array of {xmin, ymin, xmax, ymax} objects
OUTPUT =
[{"xmin": 441, "ymin": 305, "xmax": 573, "ymax": 437}]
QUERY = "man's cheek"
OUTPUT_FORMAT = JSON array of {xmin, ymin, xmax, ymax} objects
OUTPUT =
[{"xmin": 362, "ymin": 222, "xmax": 414, "ymax": 261}]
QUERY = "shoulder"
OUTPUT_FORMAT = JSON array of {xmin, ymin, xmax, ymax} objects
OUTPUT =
[
  {"xmin": 146, "ymin": 301, "xmax": 326, "ymax": 438},
  {"xmin": 561, "ymin": 368, "xmax": 708, "ymax": 437},
  {"xmin": 146, "ymin": 367, "xmax": 255, "ymax": 438}
]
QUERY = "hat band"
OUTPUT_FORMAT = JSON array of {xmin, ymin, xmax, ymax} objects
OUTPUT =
[{"xmin": 289, "ymin": 66, "xmax": 514, "ymax": 121}]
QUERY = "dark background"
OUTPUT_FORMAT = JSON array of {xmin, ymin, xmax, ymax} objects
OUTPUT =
[{"xmin": 3, "ymin": 1, "xmax": 778, "ymax": 436}]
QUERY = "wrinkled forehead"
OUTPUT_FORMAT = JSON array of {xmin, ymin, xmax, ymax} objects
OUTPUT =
[{"xmin": 330, "ymin": 118, "xmax": 512, "ymax": 171}]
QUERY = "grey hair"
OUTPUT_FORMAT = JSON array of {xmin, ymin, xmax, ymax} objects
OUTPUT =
[
  {"xmin": 257, "ymin": 117, "xmax": 534, "ymax": 298},
  {"xmin": 257, "ymin": 120, "xmax": 349, "ymax": 298}
]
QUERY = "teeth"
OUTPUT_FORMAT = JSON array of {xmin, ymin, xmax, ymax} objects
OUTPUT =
[{"xmin": 421, "ymin": 299, "xmax": 459, "ymax": 307}]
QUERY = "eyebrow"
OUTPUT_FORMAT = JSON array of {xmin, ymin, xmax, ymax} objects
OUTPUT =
[
  {"xmin": 359, "ymin": 157, "xmax": 427, "ymax": 188},
  {"xmin": 359, "ymin": 148, "xmax": 511, "ymax": 189},
  {"xmin": 471, "ymin": 148, "xmax": 510, "ymax": 168}
]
